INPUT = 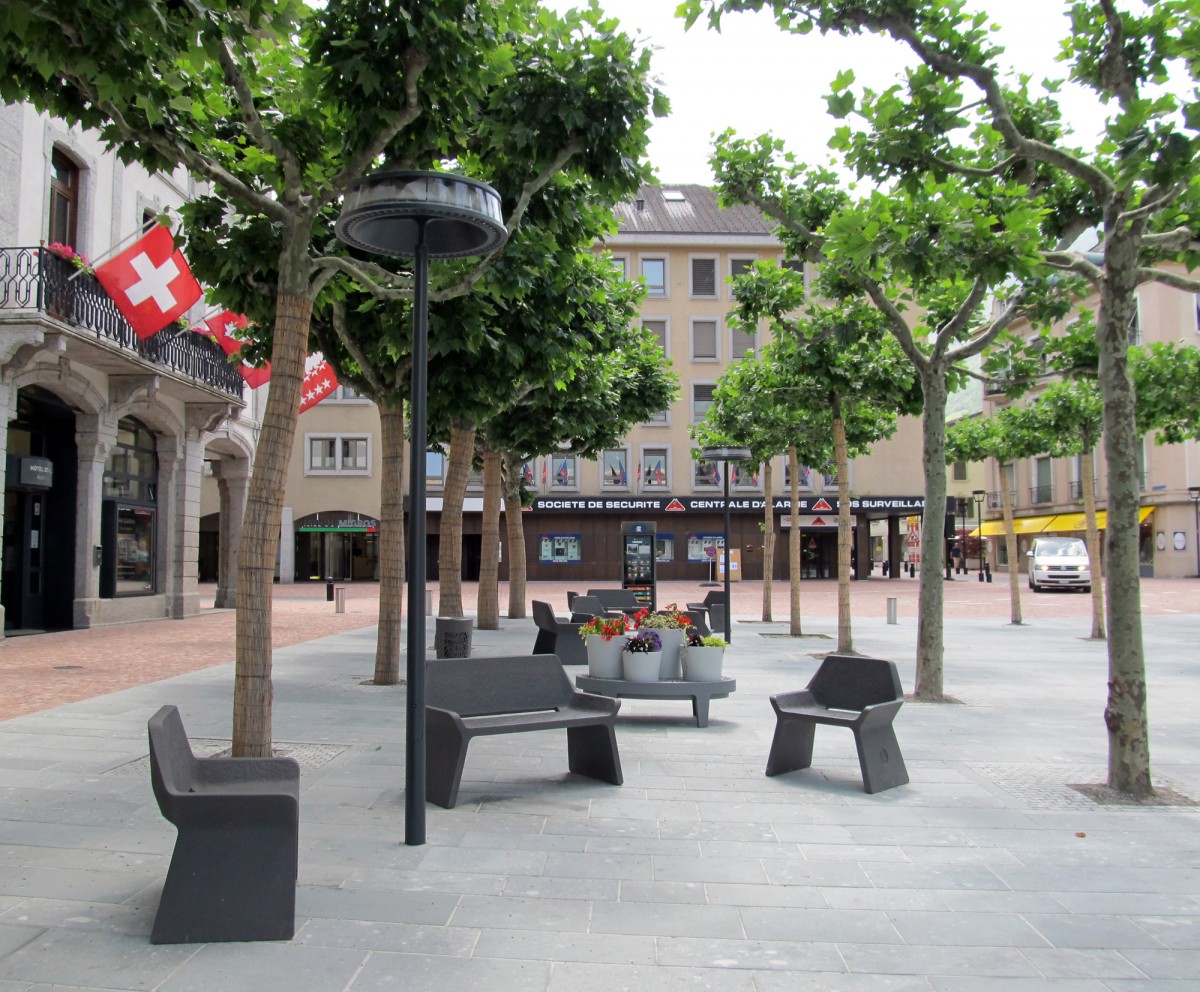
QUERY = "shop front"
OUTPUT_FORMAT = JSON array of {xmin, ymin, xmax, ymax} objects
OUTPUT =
[{"xmin": 294, "ymin": 511, "xmax": 380, "ymax": 582}]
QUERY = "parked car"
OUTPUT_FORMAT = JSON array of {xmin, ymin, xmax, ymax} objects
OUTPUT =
[{"xmin": 1027, "ymin": 536, "xmax": 1092, "ymax": 592}]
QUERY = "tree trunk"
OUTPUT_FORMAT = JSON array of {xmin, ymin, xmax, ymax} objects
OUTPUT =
[
  {"xmin": 788, "ymin": 445, "xmax": 802, "ymax": 636},
  {"xmin": 761, "ymin": 460, "xmax": 774, "ymax": 621},
  {"xmin": 833, "ymin": 404, "xmax": 853, "ymax": 654},
  {"xmin": 233, "ymin": 291, "xmax": 312, "ymax": 757},
  {"xmin": 502, "ymin": 451, "xmax": 528, "ymax": 619},
  {"xmin": 437, "ymin": 423, "xmax": 474, "ymax": 617},
  {"xmin": 1098, "ymin": 227, "xmax": 1152, "ymax": 796},
  {"xmin": 1001, "ymin": 465, "xmax": 1022, "ymax": 625},
  {"xmin": 373, "ymin": 403, "xmax": 405, "ymax": 684},
  {"xmin": 477, "ymin": 448, "xmax": 502, "ymax": 629},
  {"xmin": 914, "ymin": 369, "xmax": 950, "ymax": 701},
  {"xmin": 1080, "ymin": 446, "xmax": 1106, "ymax": 641}
]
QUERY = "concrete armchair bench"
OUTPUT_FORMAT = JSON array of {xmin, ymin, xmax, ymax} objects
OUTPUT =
[
  {"xmin": 147, "ymin": 705, "xmax": 300, "ymax": 943},
  {"xmin": 531, "ymin": 600, "xmax": 588, "ymax": 664},
  {"xmin": 586, "ymin": 588, "xmax": 644, "ymax": 615},
  {"xmin": 425, "ymin": 654, "xmax": 624, "ymax": 809},
  {"xmin": 765, "ymin": 654, "xmax": 909, "ymax": 794}
]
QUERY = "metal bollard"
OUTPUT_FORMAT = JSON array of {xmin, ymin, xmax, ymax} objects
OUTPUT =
[
  {"xmin": 886, "ymin": 597, "xmax": 898, "ymax": 625},
  {"xmin": 985, "ymin": 562, "xmax": 993, "ymax": 583},
  {"xmin": 326, "ymin": 578, "xmax": 334, "ymax": 602},
  {"xmin": 334, "ymin": 587, "xmax": 346, "ymax": 614}
]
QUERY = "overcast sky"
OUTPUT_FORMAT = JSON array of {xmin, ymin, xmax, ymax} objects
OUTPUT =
[{"xmin": 542, "ymin": 0, "xmax": 1111, "ymax": 185}]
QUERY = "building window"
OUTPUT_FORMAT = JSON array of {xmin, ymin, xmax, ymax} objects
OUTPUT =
[
  {"xmin": 655, "ymin": 534, "xmax": 675, "ymax": 562},
  {"xmin": 690, "ymin": 256, "xmax": 717, "ymax": 298},
  {"xmin": 1000, "ymin": 462, "xmax": 1016, "ymax": 505},
  {"xmin": 640, "ymin": 257, "xmax": 667, "ymax": 297},
  {"xmin": 643, "ymin": 318, "xmax": 668, "ymax": 357},
  {"xmin": 691, "ymin": 319, "xmax": 719, "ymax": 361},
  {"xmin": 539, "ymin": 534, "xmax": 582, "ymax": 563},
  {"xmin": 550, "ymin": 455, "xmax": 577, "ymax": 489},
  {"xmin": 48, "ymin": 148, "xmax": 80, "ymax": 247},
  {"xmin": 952, "ymin": 460, "xmax": 968, "ymax": 482},
  {"xmin": 694, "ymin": 457, "xmax": 721, "ymax": 489},
  {"xmin": 426, "ymin": 450, "xmax": 445, "ymax": 487},
  {"xmin": 731, "ymin": 463, "xmax": 761, "ymax": 490},
  {"xmin": 729, "ymin": 257, "xmax": 755, "ymax": 293},
  {"xmin": 783, "ymin": 463, "xmax": 818, "ymax": 489},
  {"xmin": 1128, "ymin": 294, "xmax": 1141, "ymax": 345},
  {"xmin": 601, "ymin": 449, "xmax": 630, "ymax": 488},
  {"xmin": 305, "ymin": 434, "xmax": 371, "ymax": 476},
  {"xmin": 102, "ymin": 417, "xmax": 158, "ymax": 597},
  {"xmin": 692, "ymin": 382, "xmax": 716, "ymax": 422},
  {"xmin": 642, "ymin": 448, "xmax": 669, "ymax": 489},
  {"xmin": 1030, "ymin": 456, "xmax": 1052, "ymax": 504},
  {"xmin": 1136, "ymin": 438, "xmax": 1147, "ymax": 491},
  {"xmin": 609, "ymin": 254, "xmax": 628, "ymax": 279},
  {"xmin": 730, "ymin": 326, "xmax": 756, "ymax": 361}
]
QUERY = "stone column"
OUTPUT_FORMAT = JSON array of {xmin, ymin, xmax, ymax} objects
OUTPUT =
[
  {"xmin": 164, "ymin": 429, "xmax": 204, "ymax": 620},
  {"xmin": 211, "ymin": 458, "xmax": 251, "ymax": 608},
  {"xmin": 0, "ymin": 379, "xmax": 16, "ymax": 635},
  {"xmin": 278, "ymin": 505, "xmax": 295, "ymax": 584},
  {"xmin": 72, "ymin": 414, "xmax": 118, "ymax": 628}
]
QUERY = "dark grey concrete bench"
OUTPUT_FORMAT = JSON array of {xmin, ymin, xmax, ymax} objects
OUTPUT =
[
  {"xmin": 586, "ymin": 589, "xmax": 644, "ymax": 615},
  {"xmin": 425, "ymin": 654, "xmax": 624, "ymax": 809},
  {"xmin": 531, "ymin": 600, "xmax": 588, "ymax": 664},
  {"xmin": 765, "ymin": 654, "xmax": 909, "ymax": 794},
  {"xmin": 147, "ymin": 705, "xmax": 300, "ymax": 943}
]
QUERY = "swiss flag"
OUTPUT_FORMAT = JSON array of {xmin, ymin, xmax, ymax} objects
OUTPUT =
[
  {"xmin": 203, "ymin": 311, "xmax": 271, "ymax": 388},
  {"xmin": 95, "ymin": 225, "xmax": 203, "ymax": 340},
  {"xmin": 300, "ymin": 353, "xmax": 339, "ymax": 412}
]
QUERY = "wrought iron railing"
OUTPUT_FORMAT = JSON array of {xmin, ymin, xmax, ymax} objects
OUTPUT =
[
  {"xmin": 1030, "ymin": 484, "xmax": 1053, "ymax": 504},
  {"xmin": 0, "ymin": 247, "xmax": 244, "ymax": 398}
]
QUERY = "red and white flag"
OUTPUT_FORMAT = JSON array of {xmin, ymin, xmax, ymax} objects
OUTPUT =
[
  {"xmin": 95, "ymin": 225, "xmax": 203, "ymax": 340},
  {"xmin": 300, "ymin": 353, "xmax": 339, "ymax": 413},
  {"xmin": 203, "ymin": 311, "xmax": 271, "ymax": 389}
]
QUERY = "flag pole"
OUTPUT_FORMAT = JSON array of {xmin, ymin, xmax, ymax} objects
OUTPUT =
[{"xmin": 68, "ymin": 215, "xmax": 166, "ymax": 282}]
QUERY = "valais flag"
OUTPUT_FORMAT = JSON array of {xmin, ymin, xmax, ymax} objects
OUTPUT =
[
  {"xmin": 300, "ymin": 353, "xmax": 338, "ymax": 413},
  {"xmin": 203, "ymin": 311, "xmax": 271, "ymax": 389},
  {"xmin": 95, "ymin": 225, "xmax": 202, "ymax": 340}
]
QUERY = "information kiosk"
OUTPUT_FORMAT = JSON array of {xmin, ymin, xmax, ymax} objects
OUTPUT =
[{"xmin": 620, "ymin": 521, "xmax": 657, "ymax": 610}]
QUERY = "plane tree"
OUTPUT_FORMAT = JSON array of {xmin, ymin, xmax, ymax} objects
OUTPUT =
[
  {"xmin": 0, "ymin": 0, "xmax": 662, "ymax": 752},
  {"xmin": 684, "ymin": 0, "xmax": 1200, "ymax": 795}
]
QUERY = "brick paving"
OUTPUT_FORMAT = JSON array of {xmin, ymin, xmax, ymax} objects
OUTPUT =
[{"xmin": 0, "ymin": 574, "xmax": 1194, "ymax": 722}]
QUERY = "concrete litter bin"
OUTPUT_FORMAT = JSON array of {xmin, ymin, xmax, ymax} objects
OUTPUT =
[{"xmin": 434, "ymin": 617, "xmax": 473, "ymax": 659}]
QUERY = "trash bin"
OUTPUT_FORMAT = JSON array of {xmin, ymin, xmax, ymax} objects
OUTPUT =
[
  {"xmin": 886, "ymin": 597, "xmax": 897, "ymax": 625},
  {"xmin": 434, "ymin": 617, "xmax": 472, "ymax": 659},
  {"xmin": 325, "ymin": 578, "xmax": 334, "ymax": 602}
]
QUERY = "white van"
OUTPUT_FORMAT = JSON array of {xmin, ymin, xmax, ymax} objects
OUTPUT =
[{"xmin": 1027, "ymin": 536, "xmax": 1092, "ymax": 592}]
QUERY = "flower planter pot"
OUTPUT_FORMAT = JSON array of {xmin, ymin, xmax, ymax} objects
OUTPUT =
[
  {"xmin": 683, "ymin": 647, "xmax": 724, "ymax": 682},
  {"xmin": 656, "ymin": 628, "xmax": 684, "ymax": 679},
  {"xmin": 621, "ymin": 650, "xmax": 661, "ymax": 683},
  {"xmin": 586, "ymin": 637, "xmax": 624, "ymax": 679}
]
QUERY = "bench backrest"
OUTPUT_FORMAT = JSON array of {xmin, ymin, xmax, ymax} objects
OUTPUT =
[
  {"xmin": 569, "ymin": 596, "xmax": 605, "ymax": 621},
  {"xmin": 531, "ymin": 600, "xmax": 559, "ymax": 633},
  {"xmin": 587, "ymin": 589, "xmax": 640, "ymax": 610},
  {"xmin": 148, "ymin": 704, "xmax": 198, "ymax": 810},
  {"xmin": 701, "ymin": 591, "xmax": 725, "ymax": 609},
  {"xmin": 427, "ymin": 655, "xmax": 575, "ymax": 716},
  {"xmin": 807, "ymin": 654, "xmax": 903, "ymax": 710}
]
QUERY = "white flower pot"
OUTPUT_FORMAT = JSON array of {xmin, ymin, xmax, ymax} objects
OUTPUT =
[
  {"xmin": 622, "ymin": 650, "xmax": 661, "ymax": 682},
  {"xmin": 683, "ymin": 647, "xmax": 724, "ymax": 682},
  {"xmin": 656, "ymin": 628, "xmax": 684, "ymax": 679},
  {"xmin": 586, "ymin": 637, "xmax": 624, "ymax": 679}
]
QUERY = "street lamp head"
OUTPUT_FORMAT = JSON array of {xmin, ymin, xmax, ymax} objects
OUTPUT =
[
  {"xmin": 701, "ymin": 445, "xmax": 752, "ymax": 463},
  {"xmin": 1189, "ymin": 485, "xmax": 1200, "ymax": 503},
  {"xmin": 335, "ymin": 171, "xmax": 507, "ymax": 259}
]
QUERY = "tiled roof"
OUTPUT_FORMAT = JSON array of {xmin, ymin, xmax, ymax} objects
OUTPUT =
[{"xmin": 613, "ymin": 184, "xmax": 777, "ymax": 236}]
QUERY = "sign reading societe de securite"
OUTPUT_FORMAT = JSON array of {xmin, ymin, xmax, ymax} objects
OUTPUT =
[{"xmin": 527, "ymin": 495, "xmax": 925, "ymax": 514}]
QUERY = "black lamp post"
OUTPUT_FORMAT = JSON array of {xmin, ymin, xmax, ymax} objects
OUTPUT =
[
  {"xmin": 972, "ymin": 489, "xmax": 986, "ymax": 582},
  {"xmin": 1189, "ymin": 486, "xmax": 1200, "ymax": 578},
  {"xmin": 700, "ymin": 445, "xmax": 751, "ymax": 642},
  {"xmin": 336, "ymin": 171, "xmax": 506, "ymax": 846}
]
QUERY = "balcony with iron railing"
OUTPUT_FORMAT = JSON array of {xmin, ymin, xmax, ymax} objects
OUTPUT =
[
  {"xmin": 1029, "ymin": 484, "xmax": 1054, "ymax": 505},
  {"xmin": 0, "ymin": 247, "xmax": 244, "ymax": 398}
]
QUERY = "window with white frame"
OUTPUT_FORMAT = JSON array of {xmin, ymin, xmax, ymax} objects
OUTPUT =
[
  {"xmin": 729, "ymin": 257, "xmax": 755, "ymax": 295},
  {"xmin": 642, "ymin": 448, "xmax": 669, "ymax": 489},
  {"xmin": 601, "ymin": 449, "xmax": 630, "ymax": 488},
  {"xmin": 48, "ymin": 147, "xmax": 81, "ymax": 247},
  {"xmin": 783, "ymin": 463, "xmax": 817, "ymax": 489},
  {"xmin": 1031, "ymin": 456, "xmax": 1052, "ymax": 503},
  {"xmin": 642, "ymin": 318, "xmax": 668, "ymax": 357},
  {"xmin": 730, "ymin": 325, "xmax": 756, "ymax": 361},
  {"xmin": 608, "ymin": 254, "xmax": 628, "ymax": 279},
  {"xmin": 326, "ymin": 383, "xmax": 368, "ymax": 402},
  {"xmin": 549, "ymin": 455, "xmax": 577, "ymax": 489},
  {"xmin": 690, "ymin": 256, "xmax": 717, "ymax": 298},
  {"xmin": 691, "ymin": 319, "xmax": 719, "ymax": 361},
  {"xmin": 305, "ymin": 434, "xmax": 371, "ymax": 476},
  {"xmin": 640, "ymin": 257, "xmax": 667, "ymax": 297},
  {"xmin": 694, "ymin": 456, "xmax": 720, "ymax": 489},
  {"xmin": 692, "ymin": 382, "xmax": 716, "ymax": 421},
  {"xmin": 731, "ymin": 462, "xmax": 761, "ymax": 490}
]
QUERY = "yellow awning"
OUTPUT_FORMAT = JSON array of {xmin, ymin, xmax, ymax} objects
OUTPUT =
[{"xmin": 969, "ymin": 506, "xmax": 1154, "ymax": 537}]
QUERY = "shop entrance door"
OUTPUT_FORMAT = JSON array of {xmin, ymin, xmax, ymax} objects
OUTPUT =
[{"xmin": 1, "ymin": 491, "xmax": 45, "ymax": 632}]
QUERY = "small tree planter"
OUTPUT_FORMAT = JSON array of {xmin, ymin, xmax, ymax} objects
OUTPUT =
[
  {"xmin": 586, "ymin": 637, "xmax": 625, "ymax": 679},
  {"xmin": 622, "ymin": 650, "xmax": 661, "ymax": 682},
  {"xmin": 683, "ymin": 647, "xmax": 724, "ymax": 682}
]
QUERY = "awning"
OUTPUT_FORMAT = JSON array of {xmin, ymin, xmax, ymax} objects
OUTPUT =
[{"xmin": 969, "ymin": 506, "xmax": 1154, "ymax": 537}]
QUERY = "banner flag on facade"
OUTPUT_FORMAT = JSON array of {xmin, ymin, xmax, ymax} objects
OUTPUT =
[
  {"xmin": 300, "ymin": 353, "xmax": 339, "ymax": 412},
  {"xmin": 203, "ymin": 310, "xmax": 271, "ymax": 388},
  {"xmin": 95, "ymin": 225, "xmax": 202, "ymax": 340}
]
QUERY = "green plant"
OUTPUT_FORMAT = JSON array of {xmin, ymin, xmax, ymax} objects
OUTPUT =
[
  {"xmin": 578, "ymin": 614, "xmax": 629, "ymax": 642},
  {"xmin": 633, "ymin": 607, "xmax": 692, "ymax": 630},
  {"xmin": 699, "ymin": 636, "xmax": 728, "ymax": 650}
]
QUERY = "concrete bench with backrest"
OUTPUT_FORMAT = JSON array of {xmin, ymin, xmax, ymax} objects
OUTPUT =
[
  {"xmin": 568, "ymin": 594, "xmax": 609, "ymax": 624},
  {"xmin": 531, "ymin": 600, "xmax": 588, "ymax": 664},
  {"xmin": 425, "ymin": 654, "xmax": 624, "ymax": 809},
  {"xmin": 147, "ymin": 704, "xmax": 300, "ymax": 944},
  {"xmin": 765, "ymin": 654, "xmax": 909, "ymax": 794},
  {"xmin": 686, "ymin": 591, "xmax": 725, "ymax": 636},
  {"xmin": 586, "ymin": 588, "xmax": 643, "ymax": 615}
]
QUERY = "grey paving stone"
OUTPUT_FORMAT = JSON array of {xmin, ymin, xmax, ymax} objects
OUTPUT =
[
  {"xmin": 295, "ymin": 885, "xmax": 459, "ymax": 926},
  {"xmin": 657, "ymin": 934, "xmax": 846, "ymax": 971},
  {"xmin": 291, "ymin": 917, "xmax": 477, "ymax": 955},
  {"xmin": 473, "ymin": 928, "xmax": 657, "ymax": 965},
  {"xmin": 1022, "ymin": 912, "xmax": 1164, "ymax": 949},
  {"xmin": 0, "ymin": 868, "xmax": 156, "ymax": 906},
  {"xmin": 449, "ymin": 894, "xmax": 592, "ymax": 933},
  {"xmin": 547, "ymin": 959, "xmax": 757, "ymax": 991},
  {"xmin": 741, "ymin": 905, "xmax": 902, "ymax": 944},
  {"xmin": 616, "ymin": 879, "xmax": 706, "ymax": 905},
  {"xmin": 502, "ymin": 874, "xmax": 619, "ymax": 901},
  {"xmin": 350, "ymin": 949, "xmax": 551, "ymax": 992},
  {"xmin": 706, "ymin": 881, "xmax": 827, "ymax": 909},
  {"xmin": 0, "ymin": 928, "xmax": 195, "ymax": 988},
  {"xmin": 1117, "ymin": 947, "xmax": 1200, "ymax": 980},
  {"xmin": 840, "ymin": 944, "xmax": 1043, "ymax": 978},
  {"xmin": 1018, "ymin": 947, "xmax": 1149, "ymax": 980},
  {"xmin": 888, "ymin": 911, "xmax": 1049, "ymax": 947},
  {"xmin": 156, "ymin": 942, "xmax": 367, "ymax": 992},
  {"xmin": 590, "ymin": 900, "xmax": 743, "ymax": 939},
  {"xmin": 754, "ymin": 972, "xmax": 934, "ymax": 991},
  {"xmin": 929, "ymin": 979, "xmax": 1109, "ymax": 991}
]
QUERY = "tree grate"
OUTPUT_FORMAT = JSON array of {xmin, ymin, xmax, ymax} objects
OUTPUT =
[{"xmin": 971, "ymin": 762, "xmax": 1200, "ymax": 810}]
